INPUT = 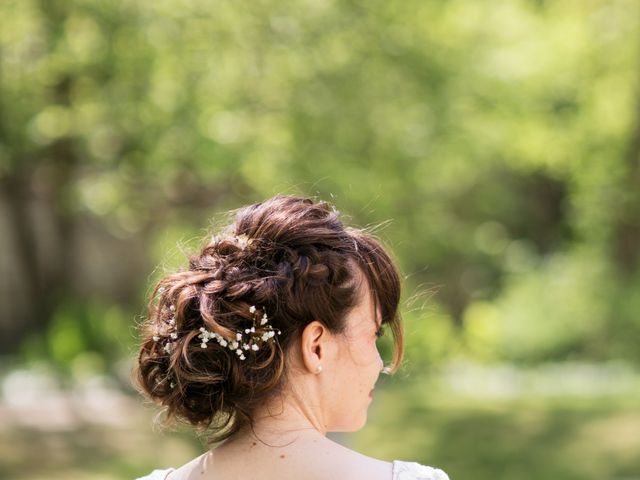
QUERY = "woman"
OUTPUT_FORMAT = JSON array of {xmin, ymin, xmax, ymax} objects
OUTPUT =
[{"xmin": 133, "ymin": 194, "xmax": 450, "ymax": 480}]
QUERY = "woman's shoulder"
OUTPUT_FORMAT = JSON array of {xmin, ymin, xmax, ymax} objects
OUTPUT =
[
  {"xmin": 328, "ymin": 443, "xmax": 449, "ymax": 480},
  {"xmin": 323, "ymin": 439, "xmax": 450, "ymax": 480},
  {"xmin": 392, "ymin": 460, "xmax": 450, "ymax": 480},
  {"xmin": 134, "ymin": 468, "xmax": 175, "ymax": 480},
  {"xmin": 135, "ymin": 450, "xmax": 209, "ymax": 480}
]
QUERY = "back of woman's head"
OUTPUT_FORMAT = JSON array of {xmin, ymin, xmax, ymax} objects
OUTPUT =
[{"xmin": 132, "ymin": 194, "xmax": 404, "ymax": 444}]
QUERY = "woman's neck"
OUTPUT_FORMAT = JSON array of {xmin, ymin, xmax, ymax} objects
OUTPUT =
[{"xmin": 227, "ymin": 392, "xmax": 329, "ymax": 449}]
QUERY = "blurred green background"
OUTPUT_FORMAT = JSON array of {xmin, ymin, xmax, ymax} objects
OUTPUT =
[{"xmin": 1, "ymin": 0, "xmax": 640, "ymax": 479}]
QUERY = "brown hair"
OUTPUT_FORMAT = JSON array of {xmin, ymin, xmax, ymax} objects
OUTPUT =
[{"xmin": 132, "ymin": 194, "xmax": 404, "ymax": 445}]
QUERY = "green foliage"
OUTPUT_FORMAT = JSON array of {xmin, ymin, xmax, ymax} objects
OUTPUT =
[
  {"xmin": 357, "ymin": 380, "xmax": 640, "ymax": 480},
  {"xmin": 2, "ymin": 0, "xmax": 640, "ymax": 365},
  {"xmin": 3, "ymin": 3, "xmax": 640, "ymax": 478},
  {"xmin": 19, "ymin": 299, "xmax": 131, "ymax": 377},
  {"xmin": 463, "ymin": 245, "xmax": 617, "ymax": 364}
]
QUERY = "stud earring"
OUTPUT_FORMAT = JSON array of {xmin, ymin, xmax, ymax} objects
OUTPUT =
[{"xmin": 316, "ymin": 365, "xmax": 323, "ymax": 373}]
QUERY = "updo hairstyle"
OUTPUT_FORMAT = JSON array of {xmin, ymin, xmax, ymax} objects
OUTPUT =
[{"xmin": 132, "ymin": 194, "xmax": 404, "ymax": 444}]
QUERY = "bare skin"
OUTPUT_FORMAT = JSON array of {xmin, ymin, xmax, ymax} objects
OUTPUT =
[
  {"xmin": 169, "ymin": 429, "xmax": 392, "ymax": 480},
  {"xmin": 167, "ymin": 269, "xmax": 391, "ymax": 480}
]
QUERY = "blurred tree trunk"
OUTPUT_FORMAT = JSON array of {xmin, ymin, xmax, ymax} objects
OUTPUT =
[
  {"xmin": 612, "ymin": 84, "xmax": 640, "ymax": 276},
  {"xmin": 0, "ymin": 1, "xmax": 79, "ymax": 354},
  {"xmin": 0, "ymin": 144, "xmax": 79, "ymax": 356}
]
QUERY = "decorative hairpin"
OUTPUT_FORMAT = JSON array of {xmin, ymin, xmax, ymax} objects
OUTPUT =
[
  {"xmin": 197, "ymin": 304, "xmax": 280, "ymax": 360},
  {"xmin": 152, "ymin": 300, "xmax": 281, "ymax": 362},
  {"xmin": 151, "ymin": 290, "xmax": 178, "ymax": 352},
  {"xmin": 211, "ymin": 232, "xmax": 254, "ymax": 251}
]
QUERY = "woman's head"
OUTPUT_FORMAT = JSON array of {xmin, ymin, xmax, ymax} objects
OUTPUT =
[
  {"xmin": 132, "ymin": 194, "xmax": 404, "ymax": 443},
  {"xmin": 289, "ymin": 263, "xmax": 390, "ymax": 433}
]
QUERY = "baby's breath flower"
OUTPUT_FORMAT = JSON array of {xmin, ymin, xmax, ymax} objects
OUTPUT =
[
  {"xmin": 235, "ymin": 234, "xmax": 250, "ymax": 249},
  {"xmin": 193, "ymin": 303, "xmax": 278, "ymax": 360}
]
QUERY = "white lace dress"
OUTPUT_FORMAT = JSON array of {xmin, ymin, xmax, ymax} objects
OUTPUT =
[{"xmin": 135, "ymin": 460, "xmax": 450, "ymax": 480}]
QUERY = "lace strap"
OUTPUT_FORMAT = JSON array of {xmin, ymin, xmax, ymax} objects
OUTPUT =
[
  {"xmin": 392, "ymin": 460, "xmax": 450, "ymax": 480},
  {"xmin": 134, "ymin": 467, "xmax": 175, "ymax": 480}
]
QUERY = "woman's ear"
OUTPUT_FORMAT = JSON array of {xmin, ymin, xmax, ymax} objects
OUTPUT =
[{"xmin": 299, "ymin": 320, "xmax": 331, "ymax": 374}]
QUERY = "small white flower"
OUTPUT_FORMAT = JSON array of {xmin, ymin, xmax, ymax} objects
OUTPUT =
[
  {"xmin": 163, "ymin": 343, "xmax": 172, "ymax": 353},
  {"xmin": 236, "ymin": 349, "xmax": 243, "ymax": 355},
  {"xmin": 235, "ymin": 234, "xmax": 250, "ymax": 249},
  {"xmin": 236, "ymin": 333, "xmax": 242, "ymax": 341},
  {"xmin": 260, "ymin": 314, "xmax": 268, "ymax": 326},
  {"xmin": 251, "ymin": 344, "xmax": 259, "ymax": 351},
  {"xmin": 169, "ymin": 305, "xmax": 175, "ymax": 312},
  {"xmin": 230, "ymin": 341, "xmax": 239, "ymax": 349},
  {"xmin": 199, "ymin": 327, "xmax": 206, "ymax": 333},
  {"xmin": 245, "ymin": 329, "xmax": 251, "ymax": 334},
  {"xmin": 250, "ymin": 327, "xmax": 255, "ymax": 333},
  {"xmin": 170, "ymin": 332, "xmax": 178, "ymax": 339},
  {"xmin": 243, "ymin": 344, "xmax": 250, "ymax": 350},
  {"xmin": 239, "ymin": 353, "xmax": 246, "ymax": 360},
  {"xmin": 153, "ymin": 335, "xmax": 160, "ymax": 342},
  {"xmin": 219, "ymin": 339, "xmax": 228, "ymax": 347},
  {"xmin": 201, "ymin": 342, "xmax": 207, "ymax": 348},
  {"xmin": 261, "ymin": 332, "xmax": 269, "ymax": 341},
  {"xmin": 249, "ymin": 305, "xmax": 256, "ymax": 314}
]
